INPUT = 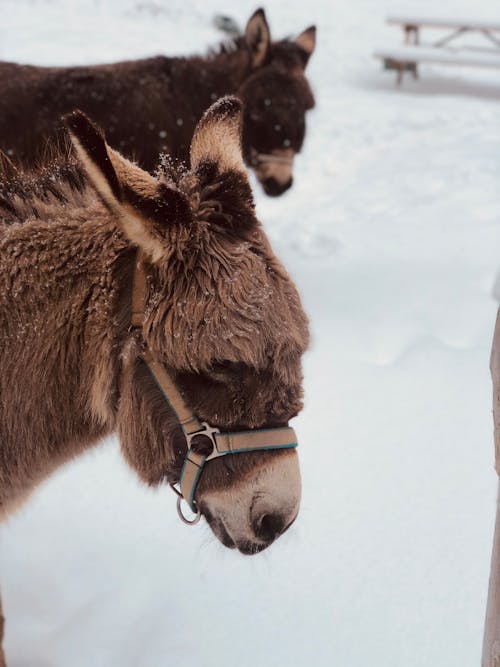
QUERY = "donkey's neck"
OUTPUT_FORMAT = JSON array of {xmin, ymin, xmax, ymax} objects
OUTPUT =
[
  {"xmin": 163, "ymin": 49, "xmax": 249, "ymax": 160},
  {"xmin": 0, "ymin": 212, "xmax": 132, "ymax": 516}
]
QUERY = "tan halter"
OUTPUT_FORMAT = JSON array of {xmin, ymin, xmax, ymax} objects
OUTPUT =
[
  {"xmin": 129, "ymin": 250, "xmax": 298, "ymax": 524},
  {"xmin": 249, "ymin": 148, "xmax": 294, "ymax": 167}
]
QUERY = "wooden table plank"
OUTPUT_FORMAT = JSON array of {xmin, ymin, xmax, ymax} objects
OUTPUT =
[
  {"xmin": 374, "ymin": 46, "xmax": 500, "ymax": 69},
  {"xmin": 387, "ymin": 16, "xmax": 500, "ymax": 32}
]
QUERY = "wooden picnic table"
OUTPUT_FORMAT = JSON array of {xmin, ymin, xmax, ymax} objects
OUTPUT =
[
  {"xmin": 375, "ymin": 15, "xmax": 500, "ymax": 83},
  {"xmin": 387, "ymin": 15, "xmax": 500, "ymax": 49}
]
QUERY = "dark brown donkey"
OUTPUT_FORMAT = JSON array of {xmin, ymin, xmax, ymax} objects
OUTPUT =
[
  {"xmin": 0, "ymin": 8, "xmax": 315, "ymax": 197},
  {"xmin": 0, "ymin": 97, "xmax": 309, "ymax": 664}
]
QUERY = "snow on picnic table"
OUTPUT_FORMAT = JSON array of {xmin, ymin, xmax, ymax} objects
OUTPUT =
[
  {"xmin": 386, "ymin": 15, "xmax": 500, "ymax": 30},
  {"xmin": 1, "ymin": 1, "xmax": 500, "ymax": 666}
]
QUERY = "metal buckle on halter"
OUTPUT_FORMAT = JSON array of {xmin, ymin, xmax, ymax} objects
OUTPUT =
[
  {"xmin": 169, "ymin": 422, "xmax": 221, "ymax": 525},
  {"xmin": 186, "ymin": 421, "xmax": 221, "ymax": 461}
]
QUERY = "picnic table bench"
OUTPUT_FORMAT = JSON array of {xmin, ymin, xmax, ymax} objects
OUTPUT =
[{"xmin": 374, "ymin": 16, "xmax": 500, "ymax": 83}]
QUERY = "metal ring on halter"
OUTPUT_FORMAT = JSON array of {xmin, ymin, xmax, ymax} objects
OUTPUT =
[
  {"xmin": 169, "ymin": 482, "xmax": 201, "ymax": 525},
  {"xmin": 176, "ymin": 496, "xmax": 201, "ymax": 525}
]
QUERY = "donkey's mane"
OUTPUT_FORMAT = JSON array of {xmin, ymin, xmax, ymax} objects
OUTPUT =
[
  {"xmin": 208, "ymin": 36, "xmax": 304, "ymax": 67},
  {"xmin": 0, "ymin": 143, "xmax": 249, "ymax": 235},
  {"xmin": 208, "ymin": 36, "xmax": 244, "ymax": 57},
  {"xmin": 0, "ymin": 145, "xmax": 179, "ymax": 226},
  {"xmin": 0, "ymin": 148, "xmax": 88, "ymax": 224}
]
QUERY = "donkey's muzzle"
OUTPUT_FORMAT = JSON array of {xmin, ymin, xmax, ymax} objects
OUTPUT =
[{"xmin": 262, "ymin": 177, "xmax": 293, "ymax": 197}]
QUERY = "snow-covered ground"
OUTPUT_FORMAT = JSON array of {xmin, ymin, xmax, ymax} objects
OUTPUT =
[{"xmin": 1, "ymin": 1, "xmax": 500, "ymax": 665}]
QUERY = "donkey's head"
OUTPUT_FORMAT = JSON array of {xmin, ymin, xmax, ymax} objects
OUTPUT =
[
  {"xmin": 65, "ymin": 98, "xmax": 309, "ymax": 554},
  {"xmin": 238, "ymin": 8, "xmax": 316, "ymax": 196}
]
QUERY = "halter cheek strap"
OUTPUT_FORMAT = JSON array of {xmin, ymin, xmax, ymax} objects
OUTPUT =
[{"xmin": 129, "ymin": 251, "xmax": 298, "ymax": 523}]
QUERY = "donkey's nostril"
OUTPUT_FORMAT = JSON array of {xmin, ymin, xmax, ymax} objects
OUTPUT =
[{"xmin": 253, "ymin": 513, "xmax": 285, "ymax": 542}]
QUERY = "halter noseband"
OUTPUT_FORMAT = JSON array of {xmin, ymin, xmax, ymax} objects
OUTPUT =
[
  {"xmin": 129, "ymin": 251, "xmax": 298, "ymax": 525},
  {"xmin": 249, "ymin": 148, "xmax": 294, "ymax": 168}
]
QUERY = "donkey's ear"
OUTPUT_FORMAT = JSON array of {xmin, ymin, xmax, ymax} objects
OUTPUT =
[
  {"xmin": 64, "ymin": 111, "xmax": 167, "ymax": 262},
  {"xmin": 295, "ymin": 26, "xmax": 316, "ymax": 66},
  {"xmin": 189, "ymin": 98, "xmax": 254, "ymax": 233},
  {"xmin": 190, "ymin": 97, "xmax": 245, "ymax": 176},
  {"xmin": 245, "ymin": 8, "xmax": 270, "ymax": 68},
  {"xmin": 64, "ymin": 110, "xmax": 122, "ymax": 212}
]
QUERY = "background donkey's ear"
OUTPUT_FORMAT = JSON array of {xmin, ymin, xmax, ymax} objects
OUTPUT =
[
  {"xmin": 64, "ymin": 110, "xmax": 168, "ymax": 263},
  {"xmin": 295, "ymin": 26, "xmax": 316, "ymax": 66},
  {"xmin": 245, "ymin": 8, "xmax": 270, "ymax": 68},
  {"xmin": 190, "ymin": 97, "xmax": 245, "ymax": 176}
]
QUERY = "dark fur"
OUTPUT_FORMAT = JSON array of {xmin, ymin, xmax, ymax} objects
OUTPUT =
[{"xmin": 0, "ymin": 10, "xmax": 315, "ymax": 183}]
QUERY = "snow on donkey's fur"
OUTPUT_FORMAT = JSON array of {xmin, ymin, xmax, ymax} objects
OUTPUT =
[{"xmin": 0, "ymin": 97, "xmax": 309, "ymax": 663}]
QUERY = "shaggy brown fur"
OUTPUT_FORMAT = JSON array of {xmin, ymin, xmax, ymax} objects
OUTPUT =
[
  {"xmin": 0, "ymin": 98, "xmax": 309, "ymax": 661},
  {"xmin": 0, "ymin": 9, "xmax": 315, "ymax": 196}
]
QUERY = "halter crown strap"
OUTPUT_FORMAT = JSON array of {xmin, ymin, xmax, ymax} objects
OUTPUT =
[
  {"xmin": 129, "ymin": 250, "xmax": 298, "ymax": 517},
  {"xmin": 143, "ymin": 351, "xmax": 204, "ymax": 435}
]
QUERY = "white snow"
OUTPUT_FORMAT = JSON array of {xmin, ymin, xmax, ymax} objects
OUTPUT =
[{"xmin": 1, "ymin": 1, "xmax": 500, "ymax": 666}]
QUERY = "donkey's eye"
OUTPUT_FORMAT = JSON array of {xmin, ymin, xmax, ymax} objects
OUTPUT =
[{"xmin": 209, "ymin": 360, "xmax": 246, "ymax": 375}]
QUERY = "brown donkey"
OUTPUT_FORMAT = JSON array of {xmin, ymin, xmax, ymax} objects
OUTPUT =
[
  {"xmin": 0, "ymin": 97, "xmax": 309, "ymax": 662},
  {"xmin": 0, "ymin": 8, "xmax": 315, "ymax": 197}
]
